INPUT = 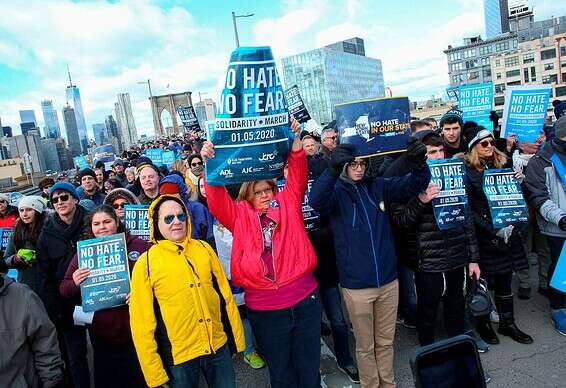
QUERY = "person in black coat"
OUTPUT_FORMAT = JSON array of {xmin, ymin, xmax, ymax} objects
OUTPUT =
[
  {"xmin": 465, "ymin": 127, "xmax": 533, "ymax": 345},
  {"xmin": 391, "ymin": 132, "xmax": 481, "ymax": 346}
]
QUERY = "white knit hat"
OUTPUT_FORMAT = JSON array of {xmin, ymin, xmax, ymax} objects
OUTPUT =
[
  {"xmin": 18, "ymin": 195, "xmax": 45, "ymax": 213},
  {"xmin": 0, "ymin": 193, "xmax": 10, "ymax": 203}
]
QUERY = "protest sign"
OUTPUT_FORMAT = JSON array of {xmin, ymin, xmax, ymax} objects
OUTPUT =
[
  {"xmin": 92, "ymin": 145, "xmax": 115, "ymax": 171},
  {"xmin": 550, "ymin": 242, "xmax": 566, "ymax": 293},
  {"xmin": 284, "ymin": 85, "xmax": 311, "ymax": 124},
  {"xmin": 78, "ymin": 233, "xmax": 130, "ymax": 312},
  {"xmin": 335, "ymin": 97, "xmax": 411, "ymax": 157},
  {"xmin": 162, "ymin": 151, "xmax": 175, "ymax": 168},
  {"xmin": 277, "ymin": 178, "xmax": 320, "ymax": 232},
  {"xmin": 0, "ymin": 227, "xmax": 13, "ymax": 249},
  {"xmin": 446, "ymin": 87, "xmax": 460, "ymax": 107},
  {"xmin": 482, "ymin": 168, "xmax": 529, "ymax": 229},
  {"xmin": 73, "ymin": 155, "xmax": 89, "ymax": 170},
  {"xmin": 124, "ymin": 205, "xmax": 150, "ymax": 241},
  {"xmin": 145, "ymin": 148, "xmax": 163, "ymax": 166},
  {"xmin": 458, "ymin": 82, "xmax": 493, "ymax": 129},
  {"xmin": 205, "ymin": 46, "xmax": 292, "ymax": 186},
  {"xmin": 427, "ymin": 159, "xmax": 468, "ymax": 230},
  {"xmin": 177, "ymin": 105, "xmax": 201, "ymax": 132},
  {"xmin": 500, "ymin": 85, "xmax": 551, "ymax": 142}
]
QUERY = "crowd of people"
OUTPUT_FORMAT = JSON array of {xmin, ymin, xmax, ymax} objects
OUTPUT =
[{"xmin": 1, "ymin": 101, "xmax": 566, "ymax": 388}]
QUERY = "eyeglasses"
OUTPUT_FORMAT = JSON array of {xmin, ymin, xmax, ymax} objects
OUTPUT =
[
  {"xmin": 0, "ymin": 200, "xmax": 7, "ymax": 204},
  {"xmin": 253, "ymin": 188, "xmax": 273, "ymax": 198},
  {"xmin": 191, "ymin": 161, "xmax": 203, "ymax": 167},
  {"xmin": 112, "ymin": 203, "xmax": 127, "ymax": 209},
  {"xmin": 52, "ymin": 194, "xmax": 70, "ymax": 204},
  {"xmin": 324, "ymin": 136, "xmax": 337, "ymax": 141},
  {"xmin": 348, "ymin": 161, "xmax": 367, "ymax": 170},
  {"xmin": 479, "ymin": 139, "xmax": 496, "ymax": 148},
  {"xmin": 163, "ymin": 212, "xmax": 187, "ymax": 224}
]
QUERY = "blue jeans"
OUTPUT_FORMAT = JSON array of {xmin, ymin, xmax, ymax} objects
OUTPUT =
[
  {"xmin": 398, "ymin": 263, "xmax": 417, "ymax": 323},
  {"xmin": 247, "ymin": 290, "xmax": 322, "ymax": 388},
  {"xmin": 168, "ymin": 343, "xmax": 235, "ymax": 388},
  {"xmin": 243, "ymin": 318, "xmax": 256, "ymax": 355},
  {"xmin": 320, "ymin": 286, "xmax": 355, "ymax": 367}
]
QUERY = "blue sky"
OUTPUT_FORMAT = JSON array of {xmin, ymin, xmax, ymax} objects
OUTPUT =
[{"xmin": 0, "ymin": 0, "xmax": 562, "ymax": 138}]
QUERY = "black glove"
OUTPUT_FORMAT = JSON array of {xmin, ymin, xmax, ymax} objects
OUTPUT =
[
  {"xmin": 329, "ymin": 144, "xmax": 356, "ymax": 175},
  {"xmin": 406, "ymin": 137, "xmax": 427, "ymax": 167},
  {"xmin": 559, "ymin": 216, "xmax": 566, "ymax": 231}
]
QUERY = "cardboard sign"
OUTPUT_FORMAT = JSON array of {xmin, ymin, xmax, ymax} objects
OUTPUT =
[
  {"xmin": 335, "ymin": 97, "xmax": 411, "ymax": 157},
  {"xmin": 284, "ymin": 85, "xmax": 311, "ymax": 124},
  {"xmin": 78, "ymin": 233, "xmax": 130, "ymax": 312},
  {"xmin": 500, "ymin": 85, "xmax": 551, "ymax": 142},
  {"xmin": 427, "ymin": 159, "xmax": 468, "ymax": 230},
  {"xmin": 124, "ymin": 205, "xmax": 150, "ymax": 241},
  {"xmin": 458, "ymin": 82, "xmax": 493, "ymax": 129},
  {"xmin": 482, "ymin": 168, "xmax": 529, "ymax": 228}
]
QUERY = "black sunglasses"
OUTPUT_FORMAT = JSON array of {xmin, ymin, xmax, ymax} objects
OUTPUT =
[
  {"xmin": 191, "ymin": 161, "xmax": 203, "ymax": 167},
  {"xmin": 112, "ymin": 203, "xmax": 126, "ymax": 209},
  {"xmin": 52, "ymin": 194, "xmax": 70, "ymax": 204}
]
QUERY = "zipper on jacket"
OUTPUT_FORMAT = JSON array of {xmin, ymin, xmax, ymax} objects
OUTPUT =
[
  {"xmin": 257, "ymin": 213, "xmax": 278, "ymax": 288},
  {"xmin": 352, "ymin": 204, "xmax": 357, "ymax": 228},
  {"xmin": 355, "ymin": 186, "xmax": 381, "ymax": 287}
]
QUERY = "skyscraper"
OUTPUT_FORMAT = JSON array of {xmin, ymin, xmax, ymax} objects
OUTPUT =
[
  {"xmin": 92, "ymin": 123, "xmax": 107, "ymax": 146},
  {"xmin": 41, "ymin": 100, "xmax": 62, "ymax": 139},
  {"xmin": 40, "ymin": 138, "xmax": 61, "ymax": 172},
  {"xmin": 19, "ymin": 110, "xmax": 37, "ymax": 126},
  {"xmin": 282, "ymin": 37, "xmax": 385, "ymax": 125},
  {"xmin": 65, "ymin": 66, "xmax": 88, "ymax": 154},
  {"xmin": 194, "ymin": 98, "xmax": 217, "ymax": 128},
  {"xmin": 63, "ymin": 104, "xmax": 82, "ymax": 157},
  {"xmin": 484, "ymin": 0, "xmax": 510, "ymax": 39},
  {"xmin": 105, "ymin": 115, "xmax": 123, "ymax": 154},
  {"xmin": 114, "ymin": 93, "xmax": 138, "ymax": 149}
]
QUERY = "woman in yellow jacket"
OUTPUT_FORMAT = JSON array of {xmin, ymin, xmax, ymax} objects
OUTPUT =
[{"xmin": 129, "ymin": 194, "xmax": 244, "ymax": 388}]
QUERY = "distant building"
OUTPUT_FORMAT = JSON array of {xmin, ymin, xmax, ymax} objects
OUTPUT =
[
  {"xmin": 194, "ymin": 98, "xmax": 216, "ymax": 129},
  {"xmin": 115, "ymin": 93, "xmax": 138, "ymax": 149},
  {"xmin": 2, "ymin": 127, "xmax": 12, "ymax": 137},
  {"xmin": 282, "ymin": 37, "xmax": 385, "ymax": 125},
  {"xmin": 20, "ymin": 122, "xmax": 39, "ymax": 136},
  {"xmin": 66, "ymin": 67, "xmax": 88, "ymax": 154},
  {"xmin": 55, "ymin": 138, "xmax": 73, "ymax": 171},
  {"xmin": 19, "ymin": 110, "xmax": 37, "ymax": 126},
  {"xmin": 509, "ymin": 0, "xmax": 534, "ymax": 33},
  {"xmin": 105, "ymin": 115, "xmax": 122, "ymax": 154},
  {"xmin": 92, "ymin": 123, "xmax": 107, "ymax": 147},
  {"xmin": 484, "ymin": 0, "xmax": 510, "ymax": 39},
  {"xmin": 409, "ymin": 98, "xmax": 450, "ymax": 121},
  {"xmin": 63, "ymin": 104, "xmax": 82, "ymax": 157},
  {"xmin": 40, "ymin": 138, "xmax": 61, "ymax": 172},
  {"xmin": 41, "ymin": 100, "xmax": 61, "ymax": 139},
  {"xmin": 7, "ymin": 132, "xmax": 46, "ymax": 173}
]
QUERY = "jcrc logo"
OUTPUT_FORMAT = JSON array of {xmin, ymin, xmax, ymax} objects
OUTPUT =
[
  {"xmin": 259, "ymin": 150, "xmax": 278, "ymax": 162},
  {"xmin": 219, "ymin": 169, "xmax": 234, "ymax": 178}
]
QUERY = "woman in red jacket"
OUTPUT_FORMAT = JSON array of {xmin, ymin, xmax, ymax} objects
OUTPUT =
[
  {"xmin": 202, "ymin": 117, "xmax": 321, "ymax": 388},
  {"xmin": 60, "ymin": 205, "xmax": 149, "ymax": 388}
]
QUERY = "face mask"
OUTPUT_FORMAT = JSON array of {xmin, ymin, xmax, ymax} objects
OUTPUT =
[{"xmin": 192, "ymin": 164, "xmax": 204, "ymax": 176}]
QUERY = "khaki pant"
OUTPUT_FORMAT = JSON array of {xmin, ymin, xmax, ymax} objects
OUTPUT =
[{"xmin": 343, "ymin": 280, "xmax": 399, "ymax": 388}]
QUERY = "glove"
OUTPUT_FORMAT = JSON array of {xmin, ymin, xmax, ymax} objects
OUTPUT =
[
  {"xmin": 496, "ymin": 225, "xmax": 514, "ymax": 244},
  {"xmin": 406, "ymin": 138, "xmax": 427, "ymax": 167},
  {"xmin": 559, "ymin": 216, "xmax": 566, "ymax": 231},
  {"xmin": 329, "ymin": 144, "xmax": 356, "ymax": 175}
]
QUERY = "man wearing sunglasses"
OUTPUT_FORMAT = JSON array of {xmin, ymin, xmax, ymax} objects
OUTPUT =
[
  {"xmin": 185, "ymin": 154, "xmax": 204, "ymax": 201},
  {"xmin": 36, "ymin": 182, "xmax": 91, "ymax": 388}
]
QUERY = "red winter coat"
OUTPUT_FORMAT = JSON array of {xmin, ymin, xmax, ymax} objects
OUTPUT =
[{"xmin": 205, "ymin": 149, "xmax": 317, "ymax": 291}]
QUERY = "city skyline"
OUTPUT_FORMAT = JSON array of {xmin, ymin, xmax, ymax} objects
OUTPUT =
[{"xmin": 0, "ymin": 0, "xmax": 562, "ymax": 138}]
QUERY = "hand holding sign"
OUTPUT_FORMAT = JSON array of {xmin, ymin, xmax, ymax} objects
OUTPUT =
[
  {"xmin": 418, "ymin": 183, "xmax": 441, "ymax": 204},
  {"xmin": 73, "ymin": 268, "xmax": 90, "ymax": 286},
  {"xmin": 201, "ymin": 141, "xmax": 215, "ymax": 162}
]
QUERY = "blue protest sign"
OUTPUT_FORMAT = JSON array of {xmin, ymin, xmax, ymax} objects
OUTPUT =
[
  {"xmin": 73, "ymin": 155, "xmax": 89, "ymax": 170},
  {"xmin": 482, "ymin": 168, "xmax": 529, "ymax": 229},
  {"xmin": 458, "ymin": 82, "xmax": 493, "ymax": 128},
  {"xmin": 124, "ymin": 205, "xmax": 150, "ymax": 241},
  {"xmin": 501, "ymin": 85, "xmax": 551, "ymax": 142},
  {"xmin": 205, "ymin": 46, "xmax": 292, "ymax": 186},
  {"xmin": 0, "ymin": 227, "xmax": 13, "ymax": 249},
  {"xmin": 78, "ymin": 233, "xmax": 130, "ymax": 312},
  {"xmin": 145, "ymin": 148, "xmax": 163, "ymax": 166},
  {"xmin": 550, "ymin": 242, "xmax": 566, "ymax": 293},
  {"xmin": 162, "ymin": 151, "xmax": 175, "ymax": 168},
  {"xmin": 446, "ymin": 87, "xmax": 460, "ymax": 107},
  {"xmin": 335, "ymin": 97, "xmax": 411, "ymax": 157},
  {"xmin": 276, "ymin": 178, "xmax": 320, "ymax": 232},
  {"xmin": 7, "ymin": 269, "xmax": 18, "ymax": 280},
  {"xmin": 284, "ymin": 85, "xmax": 311, "ymax": 124},
  {"xmin": 177, "ymin": 105, "xmax": 201, "ymax": 132},
  {"xmin": 92, "ymin": 145, "xmax": 115, "ymax": 171},
  {"xmin": 427, "ymin": 159, "xmax": 468, "ymax": 230}
]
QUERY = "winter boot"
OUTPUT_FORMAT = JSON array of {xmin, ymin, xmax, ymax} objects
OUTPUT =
[
  {"xmin": 475, "ymin": 315, "xmax": 499, "ymax": 345},
  {"xmin": 495, "ymin": 294, "xmax": 533, "ymax": 344}
]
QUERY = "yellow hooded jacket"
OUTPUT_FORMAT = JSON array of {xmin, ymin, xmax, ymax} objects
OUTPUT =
[{"xmin": 129, "ymin": 195, "xmax": 244, "ymax": 387}]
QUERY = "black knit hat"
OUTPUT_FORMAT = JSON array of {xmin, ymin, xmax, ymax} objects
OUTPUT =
[
  {"xmin": 78, "ymin": 168, "xmax": 97, "ymax": 182},
  {"xmin": 465, "ymin": 126, "xmax": 493, "ymax": 150},
  {"xmin": 439, "ymin": 108, "xmax": 464, "ymax": 129}
]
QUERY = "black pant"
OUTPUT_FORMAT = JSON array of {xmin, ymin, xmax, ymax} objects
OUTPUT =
[
  {"xmin": 486, "ymin": 271, "xmax": 513, "ymax": 297},
  {"xmin": 62, "ymin": 326, "xmax": 90, "ymax": 388},
  {"xmin": 415, "ymin": 267, "xmax": 467, "ymax": 346},
  {"xmin": 90, "ymin": 333, "xmax": 146, "ymax": 388},
  {"xmin": 546, "ymin": 236, "xmax": 566, "ymax": 310}
]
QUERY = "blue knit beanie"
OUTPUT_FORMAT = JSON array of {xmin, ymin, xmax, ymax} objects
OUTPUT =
[{"xmin": 49, "ymin": 182, "xmax": 79, "ymax": 201}]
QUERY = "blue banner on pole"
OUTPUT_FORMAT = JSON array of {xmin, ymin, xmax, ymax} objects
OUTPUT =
[
  {"xmin": 335, "ymin": 97, "xmax": 411, "ymax": 157},
  {"xmin": 205, "ymin": 46, "xmax": 292, "ymax": 186},
  {"xmin": 123, "ymin": 205, "xmax": 150, "ymax": 241},
  {"xmin": 92, "ymin": 145, "xmax": 115, "ymax": 171},
  {"xmin": 277, "ymin": 178, "xmax": 320, "ymax": 232},
  {"xmin": 500, "ymin": 85, "xmax": 551, "ymax": 142},
  {"xmin": 284, "ymin": 85, "xmax": 311, "ymax": 124},
  {"xmin": 458, "ymin": 82, "xmax": 493, "ymax": 128},
  {"xmin": 427, "ymin": 158, "xmax": 468, "ymax": 230},
  {"xmin": 145, "ymin": 148, "xmax": 163, "ymax": 166},
  {"xmin": 162, "ymin": 151, "xmax": 175, "ymax": 168},
  {"xmin": 73, "ymin": 155, "xmax": 89, "ymax": 170},
  {"xmin": 482, "ymin": 168, "xmax": 529, "ymax": 229},
  {"xmin": 78, "ymin": 233, "xmax": 130, "ymax": 312},
  {"xmin": 550, "ymin": 242, "xmax": 566, "ymax": 293}
]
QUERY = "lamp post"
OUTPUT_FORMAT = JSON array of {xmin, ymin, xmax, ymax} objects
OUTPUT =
[
  {"xmin": 138, "ymin": 79, "xmax": 160, "ymax": 136},
  {"xmin": 231, "ymin": 11, "xmax": 254, "ymax": 48}
]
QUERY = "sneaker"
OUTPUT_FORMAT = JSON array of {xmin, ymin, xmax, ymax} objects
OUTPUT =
[
  {"xmin": 484, "ymin": 370, "xmax": 492, "ymax": 384},
  {"xmin": 551, "ymin": 310, "xmax": 566, "ymax": 337},
  {"xmin": 338, "ymin": 364, "xmax": 360, "ymax": 384},
  {"xmin": 396, "ymin": 317, "xmax": 416, "ymax": 329},
  {"xmin": 244, "ymin": 352, "xmax": 266, "ymax": 369},
  {"xmin": 466, "ymin": 331, "xmax": 490, "ymax": 353},
  {"xmin": 490, "ymin": 310, "xmax": 499, "ymax": 323}
]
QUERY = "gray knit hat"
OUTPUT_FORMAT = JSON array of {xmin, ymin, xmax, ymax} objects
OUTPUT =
[
  {"xmin": 103, "ymin": 188, "xmax": 140, "ymax": 206},
  {"xmin": 555, "ymin": 116, "xmax": 566, "ymax": 139},
  {"xmin": 439, "ymin": 108, "xmax": 464, "ymax": 129}
]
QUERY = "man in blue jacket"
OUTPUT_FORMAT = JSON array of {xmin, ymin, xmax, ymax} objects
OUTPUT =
[{"xmin": 309, "ymin": 138, "xmax": 430, "ymax": 388}]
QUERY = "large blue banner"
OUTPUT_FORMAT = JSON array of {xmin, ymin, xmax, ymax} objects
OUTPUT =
[
  {"xmin": 92, "ymin": 145, "xmax": 115, "ymax": 171},
  {"xmin": 205, "ymin": 46, "xmax": 292, "ymax": 186},
  {"xmin": 284, "ymin": 85, "xmax": 311, "ymax": 124},
  {"xmin": 277, "ymin": 178, "xmax": 320, "ymax": 232},
  {"xmin": 123, "ymin": 205, "xmax": 150, "ymax": 241},
  {"xmin": 145, "ymin": 148, "xmax": 163, "ymax": 166},
  {"xmin": 335, "ymin": 97, "xmax": 411, "ymax": 157},
  {"xmin": 482, "ymin": 168, "xmax": 529, "ymax": 229},
  {"xmin": 500, "ymin": 85, "xmax": 551, "ymax": 142},
  {"xmin": 427, "ymin": 159, "xmax": 468, "ymax": 230},
  {"xmin": 458, "ymin": 82, "xmax": 493, "ymax": 128},
  {"xmin": 550, "ymin": 242, "xmax": 566, "ymax": 293},
  {"xmin": 78, "ymin": 233, "xmax": 130, "ymax": 312}
]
